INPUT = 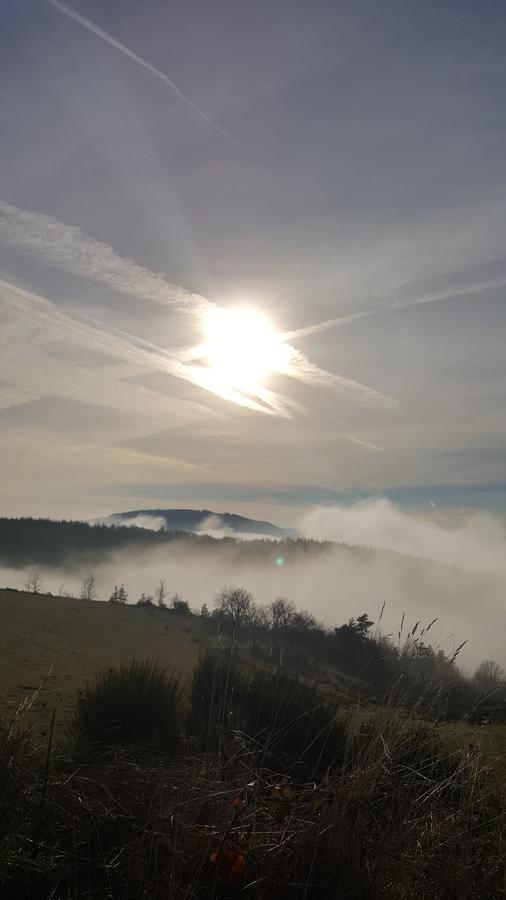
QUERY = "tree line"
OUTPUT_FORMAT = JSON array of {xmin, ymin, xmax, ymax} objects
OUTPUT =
[{"xmin": 19, "ymin": 568, "xmax": 504, "ymax": 724}]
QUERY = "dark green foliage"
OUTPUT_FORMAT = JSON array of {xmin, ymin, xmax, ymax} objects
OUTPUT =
[
  {"xmin": 245, "ymin": 669, "xmax": 348, "ymax": 774},
  {"xmin": 109, "ymin": 583, "xmax": 128, "ymax": 603},
  {"xmin": 71, "ymin": 659, "xmax": 181, "ymax": 752},
  {"xmin": 190, "ymin": 652, "xmax": 347, "ymax": 774},
  {"xmin": 0, "ymin": 516, "xmax": 335, "ymax": 570},
  {"xmin": 171, "ymin": 594, "xmax": 192, "ymax": 614},
  {"xmin": 189, "ymin": 650, "xmax": 247, "ymax": 753},
  {"xmin": 333, "ymin": 619, "xmax": 392, "ymax": 683}
]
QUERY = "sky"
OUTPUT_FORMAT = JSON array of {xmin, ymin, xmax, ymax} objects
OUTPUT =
[{"xmin": 0, "ymin": 0, "xmax": 505, "ymax": 525}]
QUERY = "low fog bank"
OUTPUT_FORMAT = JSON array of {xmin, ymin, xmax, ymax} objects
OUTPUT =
[
  {"xmin": 300, "ymin": 499, "xmax": 506, "ymax": 579},
  {"xmin": 101, "ymin": 514, "xmax": 167, "ymax": 532},
  {"xmin": 2, "ymin": 502, "xmax": 505, "ymax": 672}
]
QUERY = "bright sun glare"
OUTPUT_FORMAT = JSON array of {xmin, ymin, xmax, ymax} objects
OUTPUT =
[{"xmin": 199, "ymin": 307, "xmax": 290, "ymax": 393}]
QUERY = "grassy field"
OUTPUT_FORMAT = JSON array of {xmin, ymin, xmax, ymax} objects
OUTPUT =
[
  {"xmin": 1, "ymin": 588, "xmax": 504, "ymax": 896},
  {"xmin": 1, "ymin": 587, "xmax": 505, "ymax": 790},
  {"xmin": 439, "ymin": 721, "xmax": 506, "ymax": 793},
  {"xmin": 0, "ymin": 588, "xmax": 215, "ymax": 741}
]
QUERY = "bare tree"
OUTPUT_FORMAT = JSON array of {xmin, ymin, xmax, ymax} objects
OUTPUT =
[
  {"xmin": 155, "ymin": 578, "xmax": 167, "ymax": 608},
  {"xmin": 215, "ymin": 586, "xmax": 254, "ymax": 629},
  {"xmin": 474, "ymin": 659, "xmax": 505, "ymax": 688},
  {"xmin": 249, "ymin": 602, "xmax": 269, "ymax": 651},
  {"xmin": 268, "ymin": 597, "xmax": 296, "ymax": 668},
  {"xmin": 80, "ymin": 574, "xmax": 97, "ymax": 601},
  {"xmin": 24, "ymin": 570, "xmax": 43, "ymax": 593},
  {"xmin": 270, "ymin": 597, "xmax": 296, "ymax": 635}
]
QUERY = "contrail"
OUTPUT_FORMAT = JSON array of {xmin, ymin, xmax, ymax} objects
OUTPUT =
[
  {"xmin": 0, "ymin": 276, "xmax": 290, "ymax": 417},
  {"xmin": 345, "ymin": 433, "xmax": 383, "ymax": 452},
  {"xmin": 286, "ymin": 349, "xmax": 399, "ymax": 411},
  {"xmin": 0, "ymin": 198, "xmax": 399, "ymax": 412},
  {"xmin": 48, "ymin": 0, "xmax": 234, "ymax": 143},
  {"xmin": 0, "ymin": 199, "xmax": 210, "ymax": 313},
  {"xmin": 0, "ymin": 200, "xmax": 398, "ymax": 411},
  {"xmin": 286, "ymin": 276, "xmax": 506, "ymax": 341}
]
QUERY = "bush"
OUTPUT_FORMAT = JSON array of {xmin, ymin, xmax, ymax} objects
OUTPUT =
[
  {"xmin": 190, "ymin": 651, "xmax": 347, "ymax": 774},
  {"xmin": 71, "ymin": 659, "xmax": 181, "ymax": 752}
]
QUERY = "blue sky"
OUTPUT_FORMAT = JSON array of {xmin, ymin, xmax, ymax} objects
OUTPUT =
[{"xmin": 0, "ymin": 0, "xmax": 505, "ymax": 523}]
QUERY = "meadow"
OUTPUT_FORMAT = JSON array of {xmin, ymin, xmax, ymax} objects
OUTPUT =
[
  {"xmin": 1, "ymin": 586, "xmax": 505, "ymax": 897},
  {"xmin": 0, "ymin": 588, "xmax": 210, "ymax": 741},
  {"xmin": 1, "ymin": 587, "xmax": 505, "ymax": 783}
]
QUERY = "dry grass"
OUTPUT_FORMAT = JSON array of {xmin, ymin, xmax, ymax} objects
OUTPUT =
[
  {"xmin": 1, "ymin": 717, "xmax": 504, "ymax": 898},
  {"xmin": 0, "ymin": 589, "xmax": 212, "ymax": 741},
  {"xmin": 1, "ymin": 588, "xmax": 505, "ymax": 791},
  {"xmin": 0, "ymin": 653, "xmax": 504, "ymax": 899}
]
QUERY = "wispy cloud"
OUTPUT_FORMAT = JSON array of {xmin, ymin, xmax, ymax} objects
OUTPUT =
[
  {"xmin": 0, "ymin": 275, "xmax": 293, "ymax": 416},
  {"xmin": 1, "ymin": 200, "xmax": 399, "ymax": 415},
  {"xmin": 345, "ymin": 433, "xmax": 383, "ymax": 451},
  {"xmin": 48, "ymin": 0, "xmax": 234, "ymax": 143},
  {"xmin": 286, "ymin": 349, "xmax": 399, "ymax": 411},
  {"xmin": 0, "ymin": 199, "xmax": 209, "ymax": 313}
]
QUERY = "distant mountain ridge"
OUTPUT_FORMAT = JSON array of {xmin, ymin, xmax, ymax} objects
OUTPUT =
[{"xmin": 103, "ymin": 508, "xmax": 298, "ymax": 539}]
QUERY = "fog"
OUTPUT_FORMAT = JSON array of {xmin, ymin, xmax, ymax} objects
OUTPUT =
[
  {"xmin": 300, "ymin": 499, "xmax": 506, "ymax": 579},
  {"xmin": 2, "ymin": 499, "xmax": 505, "ymax": 673}
]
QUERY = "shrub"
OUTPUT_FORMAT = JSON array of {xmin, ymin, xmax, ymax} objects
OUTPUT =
[
  {"xmin": 170, "ymin": 594, "xmax": 192, "ymax": 614},
  {"xmin": 189, "ymin": 650, "xmax": 248, "ymax": 754},
  {"xmin": 71, "ymin": 659, "xmax": 181, "ymax": 752},
  {"xmin": 108, "ymin": 584, "xmax": 128, "ymax": 604},
  {"xmin": 190, "ymin": 651, "xmax": 347, "ymax": 774}
]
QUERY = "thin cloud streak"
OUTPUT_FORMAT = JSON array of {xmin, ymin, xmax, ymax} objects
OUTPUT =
[
  {"xmin": 287, "ymin": 349, "xmax": 399, "ymax": 411},
  {"xmin": 47, "ymin": 0, "xmax": 234, "ymax": 143},
  {"xmin": 0, "ymin": 276, "xmax": 292, "ymax": 416},
  {"xmin": 0, "ymin": 199, "xmax": 209, "ymax": 313},
  {"xmin": 0, "ymin": 199, "xmax": 399, "ymax": 413},
  {"xmin": 345, "ymin": 433, "xmax": 383, "ymax": 451},
  {"xmin": 287, "ymin": 277, "xmax": 506, "ymax": 340}
]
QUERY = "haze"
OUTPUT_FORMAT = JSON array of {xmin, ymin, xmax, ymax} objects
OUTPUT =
[{"xmin": 0, "ymin": 2, "xmax": 505, "ymax": 660}]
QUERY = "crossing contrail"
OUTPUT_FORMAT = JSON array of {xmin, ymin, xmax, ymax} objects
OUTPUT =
[
  {"xmin": 48, "ymin": 0, "xmax": 234, "ymax": 143},
  {"xmin": 285, "ymin": 277, "xmax": 506, "ymax": 340},
  {"xmin": 0, "ymin": 275, "xmax": 287, "ymax": 416}
]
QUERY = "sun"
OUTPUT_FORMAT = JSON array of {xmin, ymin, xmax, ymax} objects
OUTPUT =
[{"xmin": 199, "ymin": 307, "xmax": 290, "ymax": 393}]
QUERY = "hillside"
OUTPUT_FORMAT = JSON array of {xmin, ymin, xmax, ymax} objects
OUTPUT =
[
  {"xmin": 0, "ymin": 516, "xmax": 309, "ymax": 569},
  {"xmin": 1, "ymin": 517, "xmax": 505, "ymax": 678},
  {"xmin": 1, "ymin": 587, "xmax": 505, "ymax": 779},
  {"xmin": 0, "ymin": 587, "xmax": 357, "ymax": 741},
  {"xmin": 0, "ymin": 588, "xmax": 215, "ymax": 740}
]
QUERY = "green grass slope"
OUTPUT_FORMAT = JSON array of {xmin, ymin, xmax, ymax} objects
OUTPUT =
[
  {"xmin": 2, "ymin": 588, "xmax": 505, "ymax": 796},
  {"xmin": 0, "ymin": 588, "xmax": 212, "ymax": 740}
]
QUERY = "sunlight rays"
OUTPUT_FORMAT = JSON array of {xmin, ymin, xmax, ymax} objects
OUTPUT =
[{"xmin": 0, "ymin": 199, "xmax": 399, "ymax": 417}]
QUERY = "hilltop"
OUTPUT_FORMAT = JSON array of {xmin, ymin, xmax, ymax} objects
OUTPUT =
[{"xmin": 100, "ymin": 507, "xmax": 298, "ymax": 539}]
